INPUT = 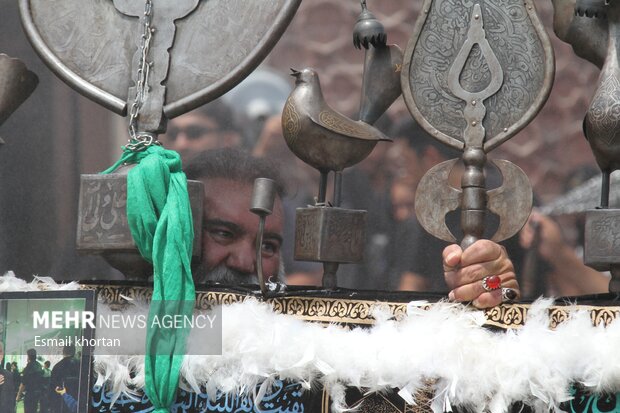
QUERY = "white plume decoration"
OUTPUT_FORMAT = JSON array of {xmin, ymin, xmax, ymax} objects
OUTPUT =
[
  {"xmin": 92, "ymin": 298, "xmax": 620, "ymax": 412},
  {"xmin": 1, "ymin": 274, "xmax": 618, "ymax": 412}
]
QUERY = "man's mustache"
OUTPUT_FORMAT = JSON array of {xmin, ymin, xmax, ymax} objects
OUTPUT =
[
  {"xmin": 195, "ymin": 262, "xmax": 286, "ymax": 285},
  {"xmin": 204, "ymin": 264, "xmax": 259, "ymax": 285}
]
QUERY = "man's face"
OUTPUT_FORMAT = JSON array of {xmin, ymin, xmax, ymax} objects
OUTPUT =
[
  {"xmin": 162, "ymin": 113, "xmax": 240, "ymax": 162},
  {"xmin": 391, "ymin": 181, "xmax": 416, "ymax": 222},
  {"xmin": 387, "ymin": 139, "xmax": 425, "ymax": 185},
  {"xmin": 198, "ymin": 178, "xmax": 284, "ymax": 284}
]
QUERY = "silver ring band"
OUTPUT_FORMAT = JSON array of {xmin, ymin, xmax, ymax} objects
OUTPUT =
[{"xmin": 501, "ymin": 287, "xmax": 517, "ymax": 303}]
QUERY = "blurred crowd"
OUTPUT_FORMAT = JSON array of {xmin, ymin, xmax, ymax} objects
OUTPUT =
[{"xmin": 0, "ymin": 344, "xmax": 80, "ymax": 413}]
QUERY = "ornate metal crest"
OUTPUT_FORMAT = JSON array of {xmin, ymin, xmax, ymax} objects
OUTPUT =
[
  {"xmin": 402, "ymin": 0, "xmax": 554, "ymax": 152},
  {"xmin": 19, "ymin": 0, "xmax": 301, "ymax": 120},
  {"xmin": 401, "ymin": 0, "xmax": 554, "ymax": 246}
]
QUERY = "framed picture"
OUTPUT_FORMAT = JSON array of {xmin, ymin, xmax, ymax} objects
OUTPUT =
[{"xmin": 0, "ymin": 289, "xmax": 96, "ymax": 413}]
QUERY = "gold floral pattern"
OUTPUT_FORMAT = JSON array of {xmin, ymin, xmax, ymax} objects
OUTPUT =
[{"xmin": 84, "ymin": 284, "xmax": 620, "ymax": 329}]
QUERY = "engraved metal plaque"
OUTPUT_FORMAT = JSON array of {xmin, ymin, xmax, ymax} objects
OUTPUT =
[
  {"xmin": 294, "ymin": 207, "xmax": 366, "ymax": 263},
  {"xmin": 76, "ymin": 174, "xmax": 203, "ymax": 258}
]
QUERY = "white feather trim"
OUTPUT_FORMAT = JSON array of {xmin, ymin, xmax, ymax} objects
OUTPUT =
[
  {"xmin": 0, "ymin": 271, "xmax": 81, "ymax": 292},
  {"xmin": 88, "ymin": 298, "xmax": 620, "ymax": 413},
  {"xmin": 2, "ymin": 274, "xmax": 619, "ymax": 412}
]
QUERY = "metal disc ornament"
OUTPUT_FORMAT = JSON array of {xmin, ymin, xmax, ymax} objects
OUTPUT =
[{"xmin": 20, "ymin": 0, "xmax": 301, "ymax": 121}]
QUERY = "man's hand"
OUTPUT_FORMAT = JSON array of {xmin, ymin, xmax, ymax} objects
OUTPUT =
[
  {"xmin": 519, "ymin": 211, "xmax": 565, "ymax": 263},
  {"xmin": 443, "ymin": 239, "xmax": 520, "ymax": 308}
]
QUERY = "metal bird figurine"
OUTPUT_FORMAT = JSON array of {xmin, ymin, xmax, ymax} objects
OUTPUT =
[
  {"xmin": 553, "ymin": 0, "xmax": 620, "ymax": 291},
  {"xmin": 284, "ymin": 1, "xmax": 396, "ymax": 290},
  {"xmin": 282, "ymin": 67, "xmax": 390, "ymax": 204},
  {"xmin": 581, "ymin": 0, "xmax": 620, "ymax": 209}
]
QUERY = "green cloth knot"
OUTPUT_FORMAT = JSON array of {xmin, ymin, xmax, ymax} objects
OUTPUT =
[{"xmin": 102, "ymin": 145, "xmax": 196, "ymax": 413}]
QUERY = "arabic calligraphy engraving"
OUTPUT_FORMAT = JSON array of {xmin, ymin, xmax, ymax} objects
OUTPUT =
[
  {"xmin": 409, "ymin": 0, "xmax": 545, "ymax": 143},
  {"xmin": 79, "ymin": 178, "xmax": 130, "ymax": 244},
  {"xmin": 90, "ymin": 380, "xmax": 306, "ymax": 412}
]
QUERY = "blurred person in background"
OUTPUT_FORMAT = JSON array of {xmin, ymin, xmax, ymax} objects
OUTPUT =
[
  {"xmin": 49, "ymin": 345, "xmax": 79, "ymax": 413},
  {"xmin": 10, "ymin": 362, "xmax": 19, "ymax": 402},
  {"xmin": 160, "ymin": 99, "xmax": 243, "ymax": 164},
  {"xmin": 520, "ymin": 166, "xmax": 610, "ymax": 296},
  {"xmin": 0, "ymin": 342, "xmax": 15, "ymax": 413},
  {"xmin": 40, "ymin": 360, "xmax": 51, "ymax": 413},
  {"xmin": 223, "ymin": 67, "xmax": 292, "ymax": 149},
  {"xmin": 16, "ymin": 348, "xmax": 44, "ymax": 413},
  {"xmin": 388, "ymin": 118, "xmax": 460, "ymax": 291},
  {"xmin": 387, "ymin": 117, "xmax": 453, "ymax": 190},
  {"xmin": 520, "ymin": 211, "xmax": 609, "ymax": 295},
  {"xmin": 336, "ymin": 114, "xmax": 395, "ymax": 290},
  {"xmin": 390, "ymin": 177, "xmax": 416, "ymax": 223}
]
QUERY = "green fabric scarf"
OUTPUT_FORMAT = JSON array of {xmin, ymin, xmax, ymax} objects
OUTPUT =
[{"xmin": 102, "ymin": 145, "xmax": 196, "ymax": 413}]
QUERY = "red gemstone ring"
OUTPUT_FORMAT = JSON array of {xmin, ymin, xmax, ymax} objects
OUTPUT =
[{"xmin": 482, "ymin": 275, "xmax": 501, "ymax": 292}]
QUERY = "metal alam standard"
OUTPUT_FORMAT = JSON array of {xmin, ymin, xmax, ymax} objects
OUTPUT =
[
  {"xmin": 0, "ymin": 0, "xmax": 619, "ymax": 412},
  {"xmin": 403, "ymin": 0, "xmax": 553, "ymax": 249}
]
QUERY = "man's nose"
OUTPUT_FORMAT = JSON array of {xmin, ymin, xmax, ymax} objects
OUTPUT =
[
  {"xmin": 226, "ymin": 239, "xmax": 256, "ymax": 275},
  {"xmin": 173, "ymin": 133, "xmax": 190, "ymax": 151}
]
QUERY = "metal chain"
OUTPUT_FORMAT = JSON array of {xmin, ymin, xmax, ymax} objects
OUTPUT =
[{"xmin": 126, "ymin": 0, "xmax": 161, "ymax": 152}]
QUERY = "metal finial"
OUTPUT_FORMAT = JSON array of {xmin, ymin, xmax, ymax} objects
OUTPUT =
[
  {"xmin": 575, "ymin": 0, "xmax": 608, "ymax": 18},
  {"xmin": 250, "ymin": 178, "xmax": 277, "ymax": 297},
  {"xmin": 352, "ymin": 0, "xmax": 387, "ymax": 49}
]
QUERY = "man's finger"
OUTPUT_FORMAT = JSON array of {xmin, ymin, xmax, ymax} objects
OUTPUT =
[
  {"xmin": 442, "ymin": 244, "xmax": 463, "ymax": 271},
  {"xmin": 472, "ymin": 290, "xmax": 503, "ymax": 308},
  {"xmin": 455, "ymin": 253, "xmax": 515, "ymax": 284},
  {"xmin": 459, "ymin": 239, "xmax": 504, "ymax": 267}
]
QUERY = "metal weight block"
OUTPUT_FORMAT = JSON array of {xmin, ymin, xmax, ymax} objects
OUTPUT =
[
  {"xmin": 584, "ymin": 208, "xmax": 620, "ymax": 271},
  {"xmin": 76, "ymin": 167, "xmax": 203, "ymax": 279},
  {"xmin": 294, "ymin": 207, "xmax": 366, "ymax": 263}
]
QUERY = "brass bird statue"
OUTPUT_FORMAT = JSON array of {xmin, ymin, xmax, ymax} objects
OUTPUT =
[
  {"xmin": 283, "ymin": 68, "xmax": 389, "ymax": 169},
  {"xmin": 282, "ymin": 68, "xmax": 390, "ymax": 204},
  {"xmin": 577, "ymin": 0, "xmax": 620, "ymax": 208}
]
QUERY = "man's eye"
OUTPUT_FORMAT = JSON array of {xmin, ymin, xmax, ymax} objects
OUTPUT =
[
  {"xmin": 261, "ymin": 241, "xmax": 279, "ymax": 257},
  {"xmin": 208, "ymin": 229, "xmax": 234, "ymax": 241}
]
